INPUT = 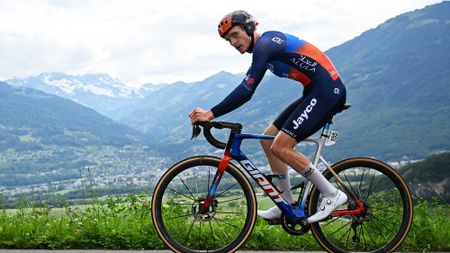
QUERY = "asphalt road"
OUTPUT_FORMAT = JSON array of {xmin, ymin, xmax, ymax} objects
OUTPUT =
[
  {"xmin": 0, "ymin": 250, "xmax": 443, "ymax": 253},
  {"xmin": 0, "ymin": 250, "xmax": 323, "ymax": 253}
]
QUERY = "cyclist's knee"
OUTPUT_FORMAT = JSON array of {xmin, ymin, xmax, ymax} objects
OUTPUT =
[
  {"xmin": 270, "ymin": 131, "xmax": 298, "ymax": 159},
  {"xmin": 260, "ymin": 139, "xmax": 271, "ymax": 150},
  {"xmin": 270, "ymin": 141, "xmax": 292, "ymax": 160}
]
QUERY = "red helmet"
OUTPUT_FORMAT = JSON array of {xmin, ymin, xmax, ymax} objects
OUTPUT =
[{"xmin": 218, "ymin": 10, "xmax": 256, "ymax": 38}]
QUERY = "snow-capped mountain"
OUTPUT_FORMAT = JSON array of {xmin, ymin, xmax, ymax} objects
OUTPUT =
[
  {"xmin": 7, "ymin": 72, "xmax": 136, "ymax": 99},
  {"xmin": 139, "ymin": 83, "xmax": 164, "ymax": 95},
  {"xmin": 5, "ymin": 72, "xmax": 156, "ymax": 119}
]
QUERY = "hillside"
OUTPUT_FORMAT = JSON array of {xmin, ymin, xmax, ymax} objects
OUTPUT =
[
  {"xmin": 0, "ymin": 82, "xmax": 144, "ymax": 151},
  {"xmin": 0, "ymin": 82, "xmax": 160, "ymax": 195},
  {"xmin": 121, "ymin": 2, "xmax": 450, "ymax": 161},
  {"xmin": 326, "ymin": 1, "xmax": 450, "ymax": 159},
  {"xmin": 400, "ymin": 152, "xmax": 450, "ymax": 203}
]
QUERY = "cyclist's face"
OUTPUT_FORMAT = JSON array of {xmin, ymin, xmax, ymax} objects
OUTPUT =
[{"xmin": 224, "ymin": 26, "xmax": 251, "ymax": 54}]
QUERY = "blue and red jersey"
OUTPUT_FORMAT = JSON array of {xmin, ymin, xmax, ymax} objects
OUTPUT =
[{"xmin": 211, "ymin": 31, "xmax": 340, "ymax": 118}]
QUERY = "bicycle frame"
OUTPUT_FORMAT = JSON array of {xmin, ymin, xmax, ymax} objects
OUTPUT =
[{"xmin": 201, "ymin": 121, "xmax": 364, "ymax": 221}]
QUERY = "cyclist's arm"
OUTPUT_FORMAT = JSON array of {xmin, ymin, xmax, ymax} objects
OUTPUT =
[
  {"xmin": 210, "ymin": 82, "xmax": 257, "ymax": 118},
  {"xmin": 210, "ymin": 33, "xmax": 284, "ymax": 118}
]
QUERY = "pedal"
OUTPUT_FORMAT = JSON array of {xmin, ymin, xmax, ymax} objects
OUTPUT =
[{"xmin": 264, "ymin": 218, "xmax": 282, "ymax": 225}]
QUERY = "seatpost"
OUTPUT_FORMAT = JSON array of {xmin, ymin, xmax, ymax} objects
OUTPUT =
[{"xmin": 320, "ymin": 119, "xmax": 333, "ymax": 138}]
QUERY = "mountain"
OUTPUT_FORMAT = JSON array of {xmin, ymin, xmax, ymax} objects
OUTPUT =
[
  {"xmin": 120, "ymin": 71, "xmax": 244, "ymax": 140},
  {"xmin": 326, "ymin": 1, "xmax": 450, "ymax": 159},
  {"xmin": 400, "ymin": 152, "xmax": 450, "ymax": 202},
  {"xmin": 0, "ymin": 82, "xmax": 144, "ymax": 151},
  {"xmin": 5, "ymin": 73, "xmax": 157, "ymax": 120},
  {"xmin": 120, "ymin": 2, "xmax": 450, "ymax": 161}
]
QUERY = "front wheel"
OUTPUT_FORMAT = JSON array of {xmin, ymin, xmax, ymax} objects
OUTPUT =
[
  {"xmin": 151, "ymin": 156, "xmax": 257, "ymax": 253},
  {"xmin": 308, "ymin": 157, "xmax": 413, "ymax": 253}
]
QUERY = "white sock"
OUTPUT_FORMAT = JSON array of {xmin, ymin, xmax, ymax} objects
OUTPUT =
[
  {"xmin": 302, "ymin": 163, "xmax": 337, "ymax": 197},
  {"xmin": 275, "ymin": 172, "xmax": 295, "ymax": 204}
]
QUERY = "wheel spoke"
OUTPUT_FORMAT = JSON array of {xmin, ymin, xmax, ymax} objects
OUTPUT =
[
  {"xmin": 193, "ymin": 168, "xmax": 199, "ymax": 195},
  {"xmin": 218, "ymin": 196, "xmax": 243, "ymax": 204},
  {"xmin": 357, "ymin": 168, "xmax": 364, "ymax": 199},
  {"xmin": 177, "ymin": 175, "xmax": 197, "ymax": 200},
  {"xmin": 361, "ymin": 222, "xmax": 379, "ymax": 248},
  {"xmin": 328, "ymin": 219, "xmax": 352, "ymax": 238},
  {"xmin": 207, "ymin": 167, "xmax": 212, "ymax": 195},
  {"xmin": 335, "ymin": 223, "xmax": 352, "ymax": 242},
  {"xmin": 371, "ymin": 213, "xmax": 395, "ymax": 235},
  {"xmin": 214, "ymin": 218, "xmax": 231, "ymax": 240},
  {"xmin": 365, "ymin": 170, "xmax": 377, "ymax": 200},
  {"xmin": 209, "ymin": 219, "xmax": 216, "ymax": 250},
  {"xmin": 215, "ymin": 182, "xmax": 239, "ymax": 198},
  {"xmin": 366, "ymin": 175, "xmax": 387, "ymax": 202},
  {"xmin": 213, "ymin": 216, "xmax": 242, "ymax": 230},
  {"xmin": 167, "ymin": 213, "xmax": 193, "ymax": 220},
  {"xmin": 322, "ymin": 216, "xmax": 349, "ymax": 228},
  {"xmin": 183, "ymin": 218, "xmax": 196, "ymax": 245},
  {"xmin": 216, "ymin": 211, "xmax": 241, "ymax": 215},
  {"xmin": 167, "ymin": 186, "xmax": 196, "ymax": 201},
  {"xmin": 343, "ymin": 173, "xmax": 359, "ymax": 198}
]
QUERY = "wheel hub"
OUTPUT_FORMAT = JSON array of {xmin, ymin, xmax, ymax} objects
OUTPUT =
[
  {"xmin": 191, "ymin": 198, "xmax": 218, "ymax": 221},
  {"xmin": 354, "ymin": 201, "xmax": 372, "ymax": 222}
]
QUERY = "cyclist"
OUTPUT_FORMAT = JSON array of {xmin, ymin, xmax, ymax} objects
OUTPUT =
[{"xmin": 189, "ymin": 10, "xmax": 347, "ymax": 223}]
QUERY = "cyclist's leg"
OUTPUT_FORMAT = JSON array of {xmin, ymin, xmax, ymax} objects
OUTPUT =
[
  {"xmin": 270, "ymin": 78, "xmax": 347, "ymax": 222},
  {"xmin": 258, "ymin": 125, "xmax": 294, "ymax": 219},
  {"xmin": 258, "ymin": 98, "xmax": 305, "ymax": 219},
  {"xmin": 260, "ymin": 125, "xmax": 286, "ymax": 176},
  {"xmin": 260, "ymin": 97, "xmax": 306, "ymax": 202},
  {"xmin": 271, "ymin": 132, "xmax": 347, "ymax": 223},
  {"xmin": 260, "ymin": 124, "xmax": 294, "ymax": 201}
]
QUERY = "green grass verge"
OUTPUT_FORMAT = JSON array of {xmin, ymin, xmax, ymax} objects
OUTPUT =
[{"xmin": 0, "ymin": 194, "xmax": 448, "ymax": 251}]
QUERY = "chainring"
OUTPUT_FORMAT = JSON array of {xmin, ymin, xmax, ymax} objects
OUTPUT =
[{"xmin": 281, "ymin": 214, "xmax": 310, "ymax": 235}]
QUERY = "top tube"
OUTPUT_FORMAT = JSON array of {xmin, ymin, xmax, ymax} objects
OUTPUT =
[{"xmin": 236, "ymin": 133, "xmax": 275, "ymax": 140}]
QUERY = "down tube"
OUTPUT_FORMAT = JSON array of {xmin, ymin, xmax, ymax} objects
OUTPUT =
[{"xmin": 235, "ymin": 156, "xmax": 297, "ymax": 218}]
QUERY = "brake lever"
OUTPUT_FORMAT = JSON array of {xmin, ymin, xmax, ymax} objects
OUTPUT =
[{"xmin": 191, "ymin": 125, "xmax": 201, "ymax": 140}]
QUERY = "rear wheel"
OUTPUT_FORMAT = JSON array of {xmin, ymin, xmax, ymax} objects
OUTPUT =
[
  {"xmin": 308, "ymin": 157, "xmax": 413, "ymax": 253},
  {"xmin": 151, "ymin": 156, "xmax": 257, "ymax": 253}
]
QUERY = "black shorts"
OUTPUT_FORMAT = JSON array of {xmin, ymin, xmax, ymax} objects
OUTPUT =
[{"xmin": 273, "ymin": 77, "xmax": 346, "ymax": 142}]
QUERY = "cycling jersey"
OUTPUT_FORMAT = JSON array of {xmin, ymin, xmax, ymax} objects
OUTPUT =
[{"xmin": 210, "ymin": 31, "xmax": 346, "ymax": 141}]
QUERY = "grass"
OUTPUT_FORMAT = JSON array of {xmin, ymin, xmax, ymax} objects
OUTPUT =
[
  {"xmin": 0, "ymin": 194, "xmax": 448, "ymax": 251},
  {"xmin": 0, "ymin": 194, "xmax": 164, "ymax": 249}
]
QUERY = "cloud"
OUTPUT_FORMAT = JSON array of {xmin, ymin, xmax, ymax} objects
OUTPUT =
[{"xmin": 0, "ymin": 0, "xmax": 443, "ymax": 86}]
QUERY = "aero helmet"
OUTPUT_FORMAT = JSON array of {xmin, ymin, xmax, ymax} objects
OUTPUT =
[{"xmin": 218, "ymin": 10, "xmax": 256, "ymax": 38}]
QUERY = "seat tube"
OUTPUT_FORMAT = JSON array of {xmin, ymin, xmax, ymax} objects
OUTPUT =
[{"xmin": 311, "ymin": 123, "xmax": 330, "ymax": 166}]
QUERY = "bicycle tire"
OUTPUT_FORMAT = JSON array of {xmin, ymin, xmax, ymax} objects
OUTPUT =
[
  {"xmin": 151, "ymin": 156, "xmax": 257, "ymax": 253},
  {"xmin": 308, "ymin": 157, "xmax": 413, "ymax": 253}
]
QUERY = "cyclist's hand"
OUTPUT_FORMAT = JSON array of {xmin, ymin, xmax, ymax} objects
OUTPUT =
[{"xmin": 189, "ymin": 108, "xmax": 215, "ymax": 124}]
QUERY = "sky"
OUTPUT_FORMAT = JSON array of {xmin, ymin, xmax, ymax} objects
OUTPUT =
[{"xmin": 0, "ymin": 0, "xmax": 443, "ymax": 87}]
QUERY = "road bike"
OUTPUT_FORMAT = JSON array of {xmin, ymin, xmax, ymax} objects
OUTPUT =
[{"xmin": 151, "ymin": 104, "xmax": 413, "ymax": 253}]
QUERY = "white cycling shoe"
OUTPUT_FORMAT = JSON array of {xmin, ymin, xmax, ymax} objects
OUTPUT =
[
  {"xmin": 257, "ymin": 205, "xmax": 282, "ymax": 220},
  {"xmin": 307, "ymin": 190, "xmax": 348, "ymax": 223}
]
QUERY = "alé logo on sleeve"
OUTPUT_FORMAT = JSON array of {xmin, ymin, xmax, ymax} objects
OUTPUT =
[
  {"xmin": 244, "ymin": 74, "xmax": 255, "ymax": 85},
  {"xmin": 293, "ymin": 98, "xmax": 317, "ymax": 129}
]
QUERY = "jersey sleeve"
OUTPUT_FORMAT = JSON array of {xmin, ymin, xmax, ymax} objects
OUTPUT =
[{"xmin": 210, "ymin": 32, "xmax": 286, "ymax": 118}]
